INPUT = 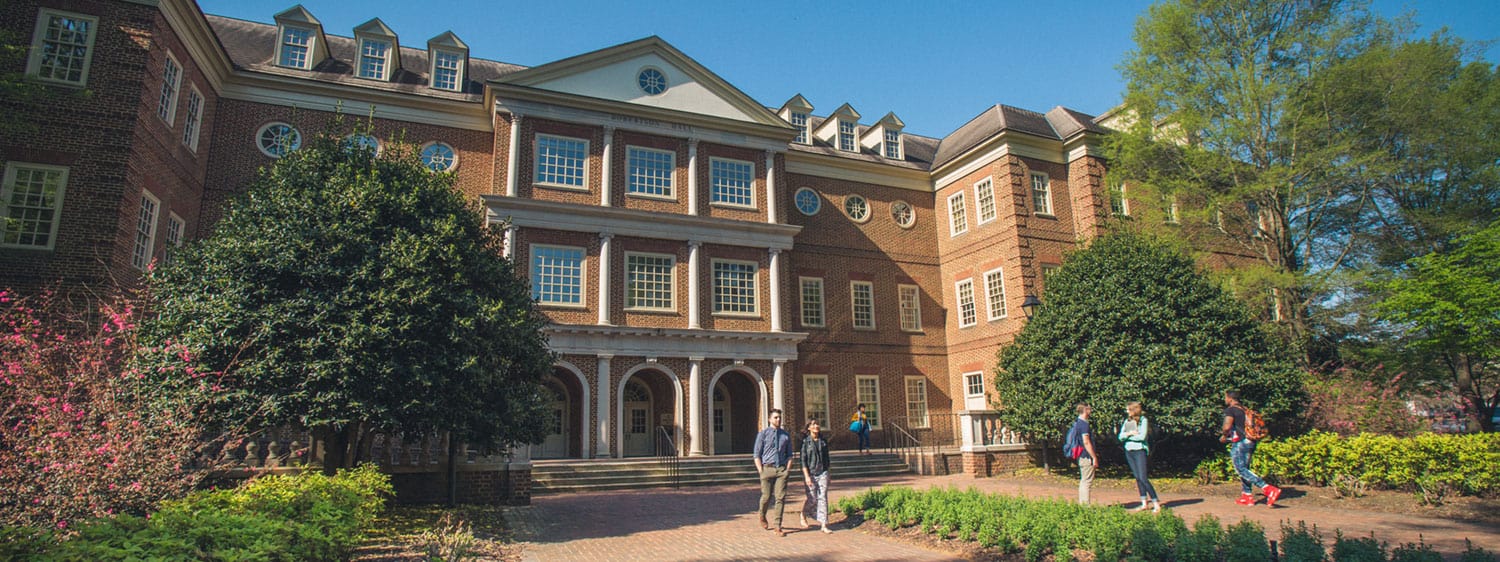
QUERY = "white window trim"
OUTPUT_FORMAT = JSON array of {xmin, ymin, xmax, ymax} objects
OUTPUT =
[
  {"xmin": 898, "ymin": 284, "xmax": 922, "ymax": 333},
  {"xmin": 157, "ymin": 51, "xmax": 182, "ymax": 126},
  {"xmin": 791, "ymin": 112, "xmax": 810, "ymax": 145},
  {"xmin": 534, "ymin": 134, "xmax": 590, "ymax": 191},
  {"xmin": 803, "ymin": 374, "xmax": 830, "ymax": 427},
  {"xmin": 132, "ymin": 190, "xmax": 160, "ymax": 271},
  {"xmin": 850, "ymin": 280, "xmax": 875, "ymax": 331},
  {"xmin": 843, "ymin": 194, "xmax": 871, "ymax": 223},
  {"xmin": 955, "ymin": 278, "xmax": 977, "ymax": 328},
  {"xmin": 355, "ymin": 37, "xmax": 393, "ymax": 81},
  {"xmin": 255, "ymin": 122, "xmax": 301, "ymax": 158},
  {"xmin": 983, "ymin": 267, "xmax": 1008, "ymax": 321},
  {"xmin": 530, "ymin": 243, "xmax": 588, "ymax": 309},
  {"xmin": 856, "ymin": 375, "xmax": 882, "ymax": 429},
  {"xmin": 883, "ymin": 129, "xmax": 903, "ymax": 160},
  {"xmin": 429, "ymin": 48, "xmax": 466, "ymax": 91},
  {"xmin": 837, "ymin": 120, "xmax": 857, "ymax": 152},
  {"xmin": 710, "ymin": 258, "xmax": 760, "ymax": 317},
  {"xmin": 164, "ymin": 212, "xmax": 184, "ymax": 266},
  {"xmin": 793, "ymin": 187, "xmax": 820, "ymax": 216},
  {"xmin": 0, "ymin": 162, "xmax": 68, "ymax": 250},
  {"xmin": 275, "ymin": 24, "xmax": 316, "ymax": 70},
  {"xmin": 948, "ymin": 192, "xmax": 968, "ymax": 236},
  {"xmin": 624, "ymin": 145, "xmax": 676, "ymax": 201},
  {"xmin": 963, "ymin": 371, "xmax": 985, "ymax": 398},
  {"xmin": 1111, "ymin": 183, "xmax": 1130, "ymax": 217},
  {"xmin": 27, "ymin": 9, "xmax": 99, "ymax": 86},
  {"xmin": 891, "ymin": 200, "xmax": 915, "ymax": 229},
  {"xmin": 975, "ymin": 178, "xmax": 996, "ymax": 225},
  {"xmin": 1165, "ymin": 195, "xmax": 1181, "ymax": 224},
  {"xmin": 799, "ymin": 276, "xmax": 825, "ymax": 328},
  {"xmin": 905, "ymin": 376, "xmax": 929, "ymax": 429},
  {"xmin": 708, "ymin": 156, "xmax": 756, "ymax": 210},
  {"xmin": 1031, "ymin": 172, "xmax": 1054, "ymax": 216},
  {"xmin": 623, "ymin": 251, "xmax": 676, "ymax": 312},
  {"xmin": 420, "ymin": 141, "xmax": 459, "ymax": 172},
  {"xmin": 182, "ymin": 86, "xmax": 204, "ymax": 152}
]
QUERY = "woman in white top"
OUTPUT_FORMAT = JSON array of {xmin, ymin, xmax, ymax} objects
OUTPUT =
[{"xmin": 1118, "ymin": 401, "xmax": 1161, "ymax": 512}]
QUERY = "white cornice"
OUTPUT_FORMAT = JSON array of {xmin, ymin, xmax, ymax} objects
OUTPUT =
[
  {"xmin": 933, "ymin": 131, "xmax": 1067, "ymax": 189},
  {"xmin": 545, "ymin": 324, "xmax": 806, "ymax": 361},
  {"xmin": 159, "ymin": 0, "xmax": 233, "ymax": 94},
  {"xmin": 783, "ymin": 151, "xmax": 932, "ymax": 192},
  {"xmin": 494, "ymin": 91, "xmax": 790, "ymax": 151},
  {"xmin": 219, "ymin": 74, "xmax": 492, "ymax": 131},
  {"xmin": 1065, "ymin": 136, "xmax": 1106, "ymax": 162},
  {"xmin": 484, "ymin": 196, "xmax": 802, "ymax": 250}
]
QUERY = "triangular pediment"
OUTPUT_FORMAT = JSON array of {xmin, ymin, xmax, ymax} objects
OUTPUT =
[
  {"xmin": 354, "ymin": 18, "xmax": 397, "ymax": 38},
  {"xmin": 492, "ymin": 37, "xmax": 790, "ymax": 129},
  {"xmin": 273, "ymin": 5, "xmax": 320, "ymax": 26}
]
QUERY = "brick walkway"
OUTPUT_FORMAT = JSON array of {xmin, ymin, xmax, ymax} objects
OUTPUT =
[{"xmin": 509, "ymin": 473, "xmax": 1500, "ymax": 561}]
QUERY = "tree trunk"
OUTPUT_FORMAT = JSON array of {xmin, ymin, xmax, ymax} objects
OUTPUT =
[
  {"xmin": 1452, "ymin": 353, "xmax": 1494, "ymax": 433},
  {"xmin": 320, "ymin": 424, "xmax": 360, "ymax": 475},
  {"xmin": 447, "ymin": 436, "xmax": 459, "ymax": 506}
]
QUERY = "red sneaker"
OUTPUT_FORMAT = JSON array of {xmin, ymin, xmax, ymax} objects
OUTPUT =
[
  {"xmin": 1264, "ymin": 485, "xmax": 1282, "ymax": 508},
  {"xmin": 1235, "ymin": 493, "xmax": 1255, "ymax": 505}
]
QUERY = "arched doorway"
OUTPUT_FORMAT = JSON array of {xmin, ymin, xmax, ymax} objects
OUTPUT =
[
  {"xmin": 534, "ymin": 367, "xmax": 588, "ymax": 459},
  {"xmin": 708, "ymin": 368, "xmax": 765, "ymax": 455},
  {"xmin": 537, "ymin": 378, "xmax": 569, "ymax": 459},
  {"xmin": 712, "ymin": 383, "xmax": 731, "ymax": 455},
  {"xmin": 622, "ymin": 379, "xmax": 653, "ymax": 457}
]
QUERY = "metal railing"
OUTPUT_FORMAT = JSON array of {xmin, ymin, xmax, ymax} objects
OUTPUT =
[
  {"xmin": 655, "ymin": 426, "xmax": 680, "ymax": 489},
  {"xmin": 885, "ymin": 422, "xmax": 925, "ymax": 457},
  {"xmin": 881, "ymin": 413, "xmax": 963, "ymax": 452}
]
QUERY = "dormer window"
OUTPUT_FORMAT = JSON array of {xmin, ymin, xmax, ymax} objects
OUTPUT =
[
  {"xmin": 791, "ymin": 112, "xmax": 809, "ymax": 144},
  {"xmin": 358, "ymin": 38, "xmax": 390, "ymax": 80},
  {"xmin": 777, "ymin": 95, "xmax": 815, "ymax": 146},
  {"xmin": 353, "ymin": 18, "xmax": 400, "ymax": 82},
  {"xmin": 432, "ymin": 51, "xmax": 462, "ymax": 90},
  {"xmin": 278, "ymin": 26, "xmax": 312, "ymax": 68},
  {"xmin": 273, "ymin": 6, "xmax": 327, "ymax": 71},
  {"xmin": 838, "ymin": 120, "xmax": 856, "ymax": 152},
  {"xmin": 884, "ymin": 130, "xmax": 901, "ymax": 159}
]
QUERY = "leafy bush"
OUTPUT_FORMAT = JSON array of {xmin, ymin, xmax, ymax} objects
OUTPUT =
[
  {"xmin": 1224, "ymin": 520, "xmax": 1270, "ymax": 562},
  {"xmin": 1333, "ymin": 531, "xmax": 1388, "ymax": 562},
  {"xmin": 1195, "ymin": 431, "xmax": 1500, "ymax": 497},
  {"xmin": 1174, "ymin": 515, "xmax": 1224, "ymax": 562},
  {"xmin": 1460, "ymin": 540, "xmax": 1499, "ymax": 562},
  {"xmin": 1281, "ymin": 521, "xmax": 1327, "ymax": 562},
  {"xmin": 1390, "ymin": 539, "xmax": 1444, "ymax": 562}
]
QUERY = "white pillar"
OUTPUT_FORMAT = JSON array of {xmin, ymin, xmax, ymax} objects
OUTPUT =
[
  {"xmin": 688, "ymin": 357, "xmax": 704, "ymax": 456},
  {"xmin": 687, "ymin": 139, "xmax": 700, "ymax": 216},
  {"xmin": 773, "ymin": 360, "xmax": 786, "ymax": 412},
  {"xmin": 688, "ymin": 240, "xmax": 702, "ymax": 329},
  {"xmin": 765, "ymin": 149, "xmax": 777, "ymax": 224},
  {"xmin": 596, "ymin": 355, "xmax": 612, "ymax": 458},
  {"xmin": 601, "ymin": 126, "xmax": 615, "ymax": 207},
  {"xmin": 598, "ymin": 232, "xmax": 613, "ymax": 326},
  {"xmin": 506, "ymin": 113, "xmax": 523, "ymax": 197},
  {"xmin": 502, "ymin": 225, "xmax": 517, "ymax": 259},
  {"xmin": 768, "ymin": 248, "xmax": 783, "ymax": 332}
]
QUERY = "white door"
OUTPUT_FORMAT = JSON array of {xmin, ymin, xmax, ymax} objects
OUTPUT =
[
  {"xmin": 623, "ymin": 380, "xmax": 653, "ymax": 457},
  {"xmin": 537, "ymin": 380, "xmax": 568, "ymax": 458},
  {"xmin": 713, "ymin": 384, "xmax": 731, "ymax": 455}
]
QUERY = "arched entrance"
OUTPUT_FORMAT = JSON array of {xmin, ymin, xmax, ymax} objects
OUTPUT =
[
  {"xmin": 617, "ymin": 365, "xmax": 683, "ymax": 458},
  {"xmin": 707, "ymin": 367, "xmax": 765, "ymax": 455},
  {"xmin": 712, "ymin": 383, "xmax": 731, "ymax": 455},
  {"xmin": 621, "ymin": 379, "xmax": 653, "ymax": 457},
  {"xmin": 538, "ymin": 378, "xmax": 569, "ymax": 458},
  {"xmin": 534, "ymin": 366, "xmax": 588, "ymax": 459}
]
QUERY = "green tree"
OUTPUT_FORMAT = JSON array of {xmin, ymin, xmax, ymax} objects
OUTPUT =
[
  {"xmin": 137, "ymin": 125, "xmax": 554, "ymax": 472},
  {"xmin": 1377, "ymin": 220, "xmax": 1500, "ymax": 432},
  {"xmin": 994, "ymin": 233, "xmax": 1305, "ymax": 458}
]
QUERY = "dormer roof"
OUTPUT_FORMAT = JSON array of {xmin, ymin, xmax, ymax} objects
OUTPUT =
[
  {"xmin": 273, "ymin": 5, "xmax": 319, "ymax": 26},
  {"xmin": 813, "ymin": 103, "xmax": 861, "ymax": 140},
  {"xmin": 874, "ymin": 112, "xmax": 904, "ymax": 130},
  {"xmin": 427, "ymin": 31, "xmax": 468, "ymax": 51},
  {"xmin": 353, "ymin": 17, "xmax": 397, "ymax": 38},
  {"xmin": 778, "ymin": 94, "xmax": 813, "ymax": 114}
]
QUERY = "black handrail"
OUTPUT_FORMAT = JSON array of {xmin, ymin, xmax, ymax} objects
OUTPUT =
[{"xmin": 655, "ymin": 426, "xmax": 680, "ymax": 489}]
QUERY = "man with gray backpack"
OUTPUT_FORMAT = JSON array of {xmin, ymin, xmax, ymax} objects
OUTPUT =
[{"xmin": 1063, "ymin": 403, "xmax": 1098, "ymax": 504}]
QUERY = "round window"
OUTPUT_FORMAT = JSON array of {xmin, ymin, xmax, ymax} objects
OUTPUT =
[
  {"xmin": 891, "ymin": 200, "xmax": 915, "ymax": 228},
  {"xmin": 343, "ymin": 133, "xmax": 379, "ymax": 154},
  {"xmin": 256, "ymin": 122, "xmax": 301, "ymax": 158},
  {"xmin": 794, "ymin": 187, "xmax": 820, "ymax": 216},
  {"xmin": 421, "ymin": 142, "xmax": 458, "ymax": 172},
  {"xmin": 844, "ymin": 194, "xmax": 870, "ymax": 223},
  {"xmin": 637, "ymin": 67, "xmax": 667, "ymax": 95}
]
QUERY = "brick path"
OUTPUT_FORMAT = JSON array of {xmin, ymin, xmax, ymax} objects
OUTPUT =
[{"xmin": 509, "ymin": 473, "xmax": 1500, "ymax": 561}]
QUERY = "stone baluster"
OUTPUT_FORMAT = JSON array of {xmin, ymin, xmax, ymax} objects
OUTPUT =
[
  {"xmin": 266, "ymin": 440, "xmax": 282, "ymax": 468},
  {"xmin": 245, "ymin": 441, "xmax": 261, "ymax": 467}
]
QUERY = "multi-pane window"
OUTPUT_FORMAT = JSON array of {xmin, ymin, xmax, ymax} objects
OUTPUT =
[
  {"xmin": 182, "ymin": 88, "xmax": 203, "ymax": 151},
  {"xmin": 164, "ymin": 213, "xmax": 184, "ymax": 267},
  {"xmin": 256, "ymin": 122, "xmax": 301, "ymax": 158},
  {"xmin": 790, "ymin": 112, "xmax": 809, "ymax": 144},
  {"xmin": 631, "ymin": 408, "xmax": 647, "ymax": 434},
  {"xmin": 891, "ymin": 200, "xmax": 915, "ymax": 228},
  {"xmin": 851, "ymin": 281, "xmax": 874, "ymax": 330},
  {"xmin": 1031, "ymin": 172, "xmax": 1053, "ymax": 215},
  {"xmin": 843, "ymin": 194, "xmax": 869, "ymax": 222},
  {"xmin": 709, "ymin": 158, "xmax": 753, "ymax": 207},
  {"xmin": 530, "ymin": 245, "xmax": 585, "ymax": 306},
  {"xmin": 421, "ymin": 142, "xmax": 457, "ymax": 172},
  {"xmin": 803, "ymin": 375, "xmax": 829, "ymax": 428},
  {"xmin": 948, "ymin": 192, "xmax": 968, "ymax": 236},
  {"xmin": 278, "ymin": 26, "xmax": 311, "ymax": 68},
  {"xmin": 965, "ymin": 372, "xmax": 985, "ymax": 397},
  {"xmin": 625, "ymin": 253, "xmax": 674, "ymax": 311},
  {"xmin": 132, "ymin": 191, "xmax": 159, "ymax": 270},
  {"xmin": 898, "ymin": 284, "xmax": 921, "ymax": 332},
  {"xmin": 712, "ymin": 260, "xmax": 757, "ymax": 315},
  {"xmin": 1, "ymin": 163, "xmax": 67, "ymax": 249},
  {"xmin": 535, "ymin": 135, "xmax": 587, "ymax": 188},
  {"xmin": 799, "ymin": 277, "xmax": 824, "ymax": 327},
  {"xmin": 432, "ymin": 50, "xmax": 463, "ymax": 91},
  {"xmin": 794, "ymin": 187, "xmax": 820, "ymax": 216},
  {"xmin": 856, "ymin": 376, "xmax": 881, "ymax": 428},
  {"xmin": 626, "ymin": 146, "xmax": 674, "ymax": 197},
  {"xmin": 838, "ymin": 120, "xmax": 856, "ymax": 152},
  {"xmin": 975, "ymin": 178, "xmax": 996, "ymax": 224},
  {"xmin": 984, "ymin": 268, "xmax": 1008, "ymax": 320},
  {"xmin": 358, "ymin": 39, "xmax": 389, "ymax": 80},
  {"xmin": 956, "ymin": 278, "xmax": 977, "ymax": 328},
  {"xmin": 884, "ymin": 130, "xmax": 901, "ymax": 159},
  {"xmin": 157, "ymin": 54, "xmax": 181, "ymax": 124},
  {"xmin": 1164, "ymin": 195, "xmax": 1180, "ymax": 224},
  {"xmin": 1040, "ymin": 264, "xmax": 1061, "ymax": 293},
  {"xmin": 1109, "ymin": 182, "xmax": 1128, "ymax": 216},
  {"xmin": 29, "ymin": 10, "xmax": 97, "ymax": 85},
  {"xmin": 905, "ymin": 378, "xmax": 929, "ymax": 429}
]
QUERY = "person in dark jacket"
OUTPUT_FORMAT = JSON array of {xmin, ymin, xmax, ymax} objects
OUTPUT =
[{"xmin": 799, "ymin": 417, "xmax": 833, "ymax": 533}]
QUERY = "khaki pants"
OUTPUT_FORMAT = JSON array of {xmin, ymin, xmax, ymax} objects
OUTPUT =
[
  {"xmin": 758, "ymin": 465, "xmax": 789, "ymax": 528},
  {"xmin": 1078, "ymin": 456, "xmax": 1095, "ymax": 505}
]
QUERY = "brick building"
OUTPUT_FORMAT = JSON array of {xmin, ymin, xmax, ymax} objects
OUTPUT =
[{"xmin": 2, "ymin": 0, "xmax": 1197, "ymax": 463}]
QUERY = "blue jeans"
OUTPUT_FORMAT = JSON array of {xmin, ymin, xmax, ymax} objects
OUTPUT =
[
  {"xmin": 1125, "ymin": 449, "xmax": 1158, "ymax": 501},
  {"xmin": 1230, "ymin": 440, "xmax": 1267, "ymax": 494},
  {"xmin": 857, "ymin": 427, "xmax": 871, "ymax": 450}
]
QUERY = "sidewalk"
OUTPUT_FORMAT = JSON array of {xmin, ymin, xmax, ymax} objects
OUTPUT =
[{"xmin": 509, "ymin": 472, "xmax": 1500, "ymax": 561}]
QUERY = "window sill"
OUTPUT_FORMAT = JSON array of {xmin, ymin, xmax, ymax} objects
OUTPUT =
[
  {"xmin": 626, "ymin": 192, "xmax": 677, "ymax": 202},
  {"xmin": 624, "ymin": 307, "xmax": 677, "ymax": 315},
  {"xmin": 712, "ymin": 312, "xmax": 760, "ymax": 319},
  {"xmin": 709, "ymin": 202, "xmax": 757, "ymax": 211},
  {"xmin": 1034, "ymin": 213, "xmax": 1057, "ymax": 219},
  {"xmin": 538, "ymin": 303, "xmax": 588, "ymax": 310},
  {"xmin": 535, "ymin": 183, "xmax": 590, "ymax": 193}
]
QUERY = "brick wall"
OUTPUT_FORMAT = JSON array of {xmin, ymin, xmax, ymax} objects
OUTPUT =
[{"xmin": 388, "ymin": 465, "xmax": 532, "ymax": 506}]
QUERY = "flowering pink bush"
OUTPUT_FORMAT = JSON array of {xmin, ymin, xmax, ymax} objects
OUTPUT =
[
  {"xmin": 0, "ymin": 290, "xmax": 227, "ymax": 530},
  {"xmin": 1305, "ymin": 363, "xmax": 1425, "ymax": 437}
]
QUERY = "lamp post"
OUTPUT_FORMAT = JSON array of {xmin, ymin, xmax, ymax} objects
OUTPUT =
[{"xmin": 1021, "ymin": 295, "xmax": 1041, "ymax": 319}]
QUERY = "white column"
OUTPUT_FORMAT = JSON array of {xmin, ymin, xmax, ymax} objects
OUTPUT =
[
  {"xmin": 768, "ymin": 248, "xmax": 783, "ymax": 332},
  {"xmin": 688, "ymin": 357, "xmax": 704, "ymax": 456},
  {"xmin": 596, "ymin": 355, "xmax": 612, "ymax": 458},
  {"xmin": 502, "ymin": 225, "xmax": 518, "ymax": 259},
  {"xmin": 688, "ymin": 240, "xmax": 702, "ymax": 329},
  {"xmin": 601, "ymin": 126, "xmax": 615, "ymax": 207},
  {"xmin": 765, "ymin": 149, "xmax": 778, "ymax": 224},
  {"xmin": 772, "ymin": 360, "xmax": 786, "ymax": 412},
  {"xmin": 506, "ymin": 113, "xmax": 523, "ymax": 197},
  {"xmin": 687, "ymin": 139, "xmax": 700, "ymax": 216},
  {"xmin": 597, "ymin": 232, "xmax": 613, "ymax": 326}
]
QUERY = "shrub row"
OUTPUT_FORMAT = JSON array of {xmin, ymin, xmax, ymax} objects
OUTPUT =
[
  {"xmin": 834, "ymin": 486, "xmax": 1497, "ymax": 562},
  {"xmin": 2, "ymin": 465, "xmax": 392, "ymax": 561},
  {"xmin": 1196, "ymin": 431, "xmax": 1500, "ymax": 497}
]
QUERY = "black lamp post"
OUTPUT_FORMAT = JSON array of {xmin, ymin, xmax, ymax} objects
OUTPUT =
[{"xmin": 1021, "ymin": 295, "xmax": 1041, "ymax": 319}]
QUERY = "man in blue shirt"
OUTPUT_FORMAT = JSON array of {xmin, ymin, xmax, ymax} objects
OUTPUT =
[
  {"xmin": 1069, "ymin": 403, "xmax": 1098, "ymax": 505},
  {"xmin": 752, "ymin": 408, "xmax": 793, "ymax": 536}
]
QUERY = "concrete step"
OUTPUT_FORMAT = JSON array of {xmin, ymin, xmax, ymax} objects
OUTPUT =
[{"xmin": 531, "ymin": 453, "xmax": 912, "ymax": 494}]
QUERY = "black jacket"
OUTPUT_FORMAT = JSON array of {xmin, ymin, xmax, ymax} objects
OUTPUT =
[{"xmin": 800, "ymin": 435, "xmax": 830, "ymax": 476}]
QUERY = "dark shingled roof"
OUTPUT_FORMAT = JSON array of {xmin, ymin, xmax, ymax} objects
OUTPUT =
[
  {"xmin": 782, "ymin": 115, "xmax": 939, "ymax": 172},
  {"xmin": 206, "ymin": 15, "xmax": 527, "ymax": 102},
  {"xmin": 931, "ymin": 104, "xmax": 1103, "ymax": 168}
]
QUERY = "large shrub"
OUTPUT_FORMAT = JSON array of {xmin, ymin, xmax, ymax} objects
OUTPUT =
[{"xmin": 1197, "ymin": 431, "xmax": 1500, "ymax": 497}]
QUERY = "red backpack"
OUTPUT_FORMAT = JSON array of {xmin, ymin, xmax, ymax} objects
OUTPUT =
[{"xmin": 1242, "ymin": 407, "xmax": 1270, "ymax": 441}]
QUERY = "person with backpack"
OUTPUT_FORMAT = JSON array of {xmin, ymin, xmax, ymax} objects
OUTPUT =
[
  {"xmin": 850, "ymin": 404, "xmax": 872, "ymax": 455},
  {"xmin": 1118, "ymin": 401, "xmax": 1161, "ymax": 513},
  {"xmin": 1064, "ymin": 403, "xmax": 1098, "ymax": 505},
  {"xmin": 1220, "ymin": 390, "xmax": 1282, "ymax": 507}
]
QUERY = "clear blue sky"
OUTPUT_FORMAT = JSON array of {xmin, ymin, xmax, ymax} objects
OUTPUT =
[{"xmin": 197, "ymin": 0, "xmax": 1499, "ymax": 139}]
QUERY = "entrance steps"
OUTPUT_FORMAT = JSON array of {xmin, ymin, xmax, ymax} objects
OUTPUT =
[{"xmin": 531, "ymin": 451, "xmax": 912, "ymax": 494}]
